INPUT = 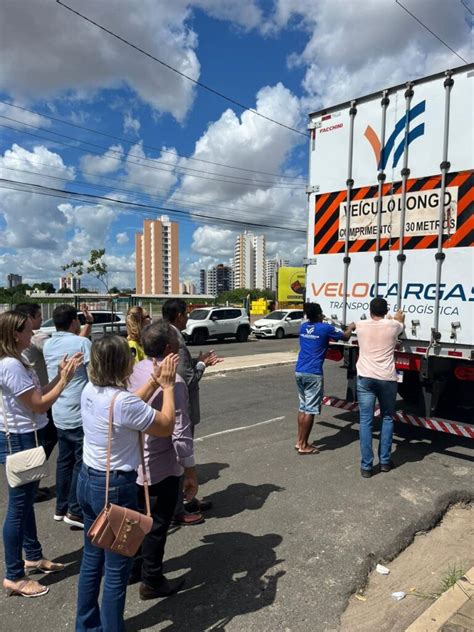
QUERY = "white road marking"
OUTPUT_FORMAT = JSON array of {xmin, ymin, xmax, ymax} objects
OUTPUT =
[{"xmin": 195, "ymin": 416, "xmax": 285, "ymax": 442}]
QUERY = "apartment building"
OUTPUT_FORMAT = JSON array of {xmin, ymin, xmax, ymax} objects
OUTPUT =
[
  {"xmin": 265, "ymin": 256, "xmax": 290, "ymax": 291},
  {"xmin": 233, "ymin": 231, "xmax": 266, "ymax": 290},
  {"xmin": 135, "ymin": 215, "xmax": 179, "ymax": 295}
]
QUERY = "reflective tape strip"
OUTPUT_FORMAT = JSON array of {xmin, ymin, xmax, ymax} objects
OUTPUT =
[{"xmin": 323, "ymin": 395, "xmax": 474, "ymax": 438}]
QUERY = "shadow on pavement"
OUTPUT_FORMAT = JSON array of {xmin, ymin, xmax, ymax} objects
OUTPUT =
[
  {"xmin": 42, "ymin": 546, "xmax": 83, "ymax": 586},
  {"xmin": 125, "ymin": 531, "xmax": 285, "ymax": 632},
  {"xmin": 316, "ymin": 413, "xmax": 474, "ymax": 465},
  {"xmin": 195, "ymin": 462, "xmax": 230, "ymax": 485},
  {"xmin": 204, "ymin": 483, "xmax": 284, "ymax": 520}
]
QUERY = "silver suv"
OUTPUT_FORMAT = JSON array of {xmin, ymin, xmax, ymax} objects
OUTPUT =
[{"xmin": 184, "ymin": 307, "xmax": 251, "ymax": 345}]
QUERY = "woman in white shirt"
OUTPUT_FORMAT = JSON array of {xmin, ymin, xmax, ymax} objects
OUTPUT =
[
  {"xmin": 76, "ymin": 334, "xmax": 177, "ymax": 632},
  {"xmin": 0, "ymin": 310, "xmax": 82, "ymax": 598}
]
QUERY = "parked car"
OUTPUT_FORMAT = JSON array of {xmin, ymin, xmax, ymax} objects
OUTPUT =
[
  {"xmin": 251, "ymin": 309, "xmax": 304, "ymax": 339},
  {"xmin": 39, "ymin": 310, "xmax": 126, "ymax": 338},
  {"xmin": 183, "ymin": 307, "xmax": 251, "ymax": 345}
]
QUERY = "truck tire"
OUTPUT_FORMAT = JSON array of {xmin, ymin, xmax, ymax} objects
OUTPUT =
[
  {"xmin": 236, "ymin": 327, "xmax": 249, "ymax": 343},
  {"xmin": 275, "ymin": 328, "xmax": 285, "ymax": 339},
  {"xmin": 192, "ymin": 329, "xmax": 208, "ymax": 345}
]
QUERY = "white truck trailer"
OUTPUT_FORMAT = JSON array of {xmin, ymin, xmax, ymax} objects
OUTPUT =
[{"xmin": 305, "ymin": 63, "xmax": 473, "ymax": 437}]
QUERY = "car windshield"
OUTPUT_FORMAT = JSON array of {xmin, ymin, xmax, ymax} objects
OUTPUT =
[
  {"xmin": 42, "ymin": 318, "xmax": 54, "ymax": 327},
  {"xmin": 263, "ymin": 311, "xmax": 286, "ymax": 321},
  {"xmin": 188, "ymin": 309, "xmax": 210, "ymax": 321}
]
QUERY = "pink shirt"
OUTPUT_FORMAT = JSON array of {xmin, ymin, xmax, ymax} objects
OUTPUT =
[{"xmin": 356, "ymin": 319, "xmax": 404, "ymax": 381}]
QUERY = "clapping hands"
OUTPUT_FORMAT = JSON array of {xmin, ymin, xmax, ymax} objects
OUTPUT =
[{"xmin": 198, "ymin": 350, "xmax": 223, "ymax": 367}]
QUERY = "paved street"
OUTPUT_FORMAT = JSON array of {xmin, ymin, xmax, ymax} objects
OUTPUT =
[
  {"xmin": 0, "ymin": 361, "xmax": 472, "ymax": 631},
  {"xmin": 187, "ymin": 335, "xmax": 299, "ymax": 359}
]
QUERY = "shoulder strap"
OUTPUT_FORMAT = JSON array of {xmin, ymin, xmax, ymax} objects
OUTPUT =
[{"xmin": 105, "ymin": 391, "xmax": 151, "ymax": 517}]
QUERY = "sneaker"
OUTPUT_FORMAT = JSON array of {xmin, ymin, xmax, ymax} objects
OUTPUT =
[
  {"xmin": 380, "ymin": 461, "xmax": 394, "ymax": 473},
  {"xmin": 53, "ymin": 514, "xmax": 65, "ymax": 522},
  {"xmin": 63, "ymin": 512, "xmax": 84, "ymax": 529},
  {"xmin": 360, "ymin": 468, "xmax": 372, "ymax": 479}
]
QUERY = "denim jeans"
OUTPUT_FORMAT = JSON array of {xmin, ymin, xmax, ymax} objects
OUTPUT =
[
  {"xmin": 56, "ymin": 426, "xmax": 83, "ymax": 516},
  {"xmin": 295, "ymin": 372, "xmax": 324, "ymax": 414},
  {"xmin": 0, "ymin": 431, "xmax": 43, "ymax": 580},
  {"xmin": 357, "ymin": 376, "xmax": 398, "ymax": 470},
  {"xmin": 137, "ymin": 476, "xmax": 180, "ymax": 587},
  {"xmin": 76, "ymin": 465, "xmax": 138, "ymax": 632}
]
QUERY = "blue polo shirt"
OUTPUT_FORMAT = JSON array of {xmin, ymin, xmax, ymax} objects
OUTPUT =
[
  {"xmin": 295, "ymin": 322, "xmax": 344, "ymax": 375},
  {"xmin": 43, "ymin": 332, "xmax": 92, "ymax": 429}
]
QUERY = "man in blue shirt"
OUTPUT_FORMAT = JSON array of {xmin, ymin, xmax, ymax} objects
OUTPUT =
[
  {"xmin": 43, "ymin": 305, "xmax": 92, "ymax": 528},
  {"xmin": 295, "ymin": 303, "xmax": 355, "ymax": 454}
]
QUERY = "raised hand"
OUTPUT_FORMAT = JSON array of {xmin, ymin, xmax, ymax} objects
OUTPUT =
[
  {"xmin": 155, "ymin": 353, "xmax": 179, "ymax": 388},
  {"xmin": 59, "ymin": 353, "xmax": 84, "ymax": 384}
]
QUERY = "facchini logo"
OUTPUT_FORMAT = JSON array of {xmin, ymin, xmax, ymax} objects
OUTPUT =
[{"xmin": 364, "ymin": 101, "xmax": 426, "ymax": 169}]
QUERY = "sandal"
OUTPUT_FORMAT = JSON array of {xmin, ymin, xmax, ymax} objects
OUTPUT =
[
  {"xmin": 3, "ymin": 577, "xmax": 49, "ymax": 598},
  {"xmin": 25, "ymin": 559, "xmax": 65, "ymax": 575}
]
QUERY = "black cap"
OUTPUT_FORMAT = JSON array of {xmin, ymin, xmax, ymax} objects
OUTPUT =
[{"xmin": 370, "ymin": 297, "xmax": 388, "ymax": 317}]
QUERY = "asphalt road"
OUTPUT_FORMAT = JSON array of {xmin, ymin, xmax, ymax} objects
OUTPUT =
[
  {"xmin": 0, "ymin": 362, "xmax": 472, "ymax": 631},
  {"xmin": 187, "ymin": 335, "xmax": 299, "ymax": 358}
]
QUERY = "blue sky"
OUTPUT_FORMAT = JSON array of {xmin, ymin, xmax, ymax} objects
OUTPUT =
[{"xmin": 0, "ymin": 0, "xmax": 471, "ymax": 290}]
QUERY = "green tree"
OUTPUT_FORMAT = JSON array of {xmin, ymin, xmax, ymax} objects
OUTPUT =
[
  {"xmin": 108, "ymin": 286, "xmax": 120, "ymax": 294},
  {"xmin": 32, "ymin": 282, "xmax": 55, "ymax": 294},
  {"xmin": 62, "ymin": 248, "xmax": 109, "ymax": 293}
]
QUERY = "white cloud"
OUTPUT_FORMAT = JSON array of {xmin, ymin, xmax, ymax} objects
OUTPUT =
[
  {"xmin": 116, "ymin": 231, "xmax": 129, "ymax": 244},
  {"xmin": 124, "ymin": 142, "xmax": 179, "ymax": 194},
  {"xmin": 0, "ymin": 101, "xmax": 51, "ymax": 130},
  {"xmin": 267, "ymin": 0, "xmax": 472, "ymax": 109},
  {"xmin": 123, "ymin": 112, "xmax": 140, "ymax": 136},
  {"xmin": 191, "ymin": 225, "xmax": 235, "ymax": 256},
  {"xmin": 80, "ymin": 144, "xmax": 124, "ymax": 178},
  {"xmin": 0, "ymin": 0, "xmax": 201, "ymax": 121}
]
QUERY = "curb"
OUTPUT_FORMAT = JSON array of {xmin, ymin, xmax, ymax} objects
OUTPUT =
[
  {"xmin": 204, "ymin": 358, "xmax": 296, "ymax": 377},
  {"xmin": 406, "ymin": 565, "xmax": 474, "ymax": 631}
]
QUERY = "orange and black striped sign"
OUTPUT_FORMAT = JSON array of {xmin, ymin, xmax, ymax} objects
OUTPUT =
[{"xmin": 313, "ymin": 170, "xmax": 473, "ymax": 255}]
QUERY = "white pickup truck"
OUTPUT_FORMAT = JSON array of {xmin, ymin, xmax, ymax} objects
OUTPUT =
[{"xmin": 305, "ymin": 63, "xmax": 473, "ymax": 435}]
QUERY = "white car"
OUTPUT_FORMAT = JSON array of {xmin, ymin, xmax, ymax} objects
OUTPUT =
[
  {"xmin": 252, "ymin": 309, "xmax": 305, "ymax": 339},
  {"xmin": 183, "ymin": 307, "xmax": 251, "ymax": 345},
  {"xmin": 39, "ymin": 310, "xmax": 126, "ymax": 338}
]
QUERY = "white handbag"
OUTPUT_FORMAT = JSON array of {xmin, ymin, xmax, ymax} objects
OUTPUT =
[{"xmin": 1, "ymin": 387, "xmax": 49, "ymax": 488}]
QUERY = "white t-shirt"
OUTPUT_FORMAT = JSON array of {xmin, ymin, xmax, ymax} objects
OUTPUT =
[
  {"xmin": 356, "ymin": 319, "xmax": 404, "ymax": 381},
  {"xmin": 81, "ymin": 383, "xmax": 155, "ymax": 472},
  {"xmin": 0, "ymin": 357, "xmax": 48, "ymax": 434}
]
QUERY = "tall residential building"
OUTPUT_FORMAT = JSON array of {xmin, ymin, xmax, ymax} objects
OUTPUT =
[
  {"xmin": 265, "ymin": 256, "xmax": 290, "ymax": 291},
  {"xmin": 58, "ymin": 274, "xmax": 81, "ymax": 292},
  {"xmin": 206, "ymin": 264, "xmax": 233, "ymax": 296},
  {"xmin": 7, "ymin": 273, "xmax": 22, "ymax": 288},
  {"xmin": 199, "ymin": 269, "xmax": 206, "ymax": 295},
  {"xmin": 233, "ymin": 231, "xmax": 266, "ymax": 290},
  {"xmin": 135, "ymin": 215, "xmax": 179, "ymax": 295}
]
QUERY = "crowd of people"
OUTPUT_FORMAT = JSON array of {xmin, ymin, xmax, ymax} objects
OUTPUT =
[{"xmin": 0, "ymin": 295, "xmax": 404, "ymax": 630}]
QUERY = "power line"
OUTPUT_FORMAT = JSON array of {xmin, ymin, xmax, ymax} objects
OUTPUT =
[
  {"xmin": 1, "ymin": 156, "xmax": 302, "ymax": 222},
  {"xmin": 56, "ymin": 0, "xmax": 307, "ymax": 137},
  {"xmin": 0, "ymin": 121, "xmax": 301, "ymax": 190},
  {"xmin": 1, "ymin": 163, "xmax": 302, "ymax": 227},
  {"xmin": 0, "ymin": 100, "xmax": 305, "ymax": 181},
  {"xmin": 460, "ymin": 0, "xmax": 474, "ymax": 17},
  {"xmin": 395, "ymin": 0, "xmax": 470, "ymax": 64},
  {"xmin": 0, "ymin": 115, "xmax": 301, "ymax": 188},
  {"xmin": 0, "ymin": 178, "xmax": 306, "ymax": 234}
]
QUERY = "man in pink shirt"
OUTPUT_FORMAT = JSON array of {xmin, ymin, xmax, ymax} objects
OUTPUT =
[{"xmin": 356, "ymin": 298, "xmax": 405, "ymax": 478}]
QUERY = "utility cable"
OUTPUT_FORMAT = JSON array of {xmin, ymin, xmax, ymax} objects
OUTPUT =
[
  {"xmin": 395, "ymin": 0, "xmax": 470, "ymax": 64},
  {"xmin": 0, "ymin": 178, "xmax": 306, "ymax": 234},
  {"xmin": 0, "ymin": 115, "xmax": 301, "ymax": 188},
  {"xmin": 0, "ymin": 163, "xmax": 303, "ymax": 226},
  {"xmin": 56, "ymin": 0, "xmax": 308, "ymax": 137},
  {"xmin": 0, "ymin": 122, "xmax": 301, "ymax": 190},
  {"xmin": 0, "ymin": 100, "xmax": 305, "ymax": 181}
]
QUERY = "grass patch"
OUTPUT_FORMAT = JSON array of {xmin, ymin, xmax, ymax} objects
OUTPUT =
[{"xmin": 413, "ymin": 562, "xmax": 468, "ymax": 601}]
